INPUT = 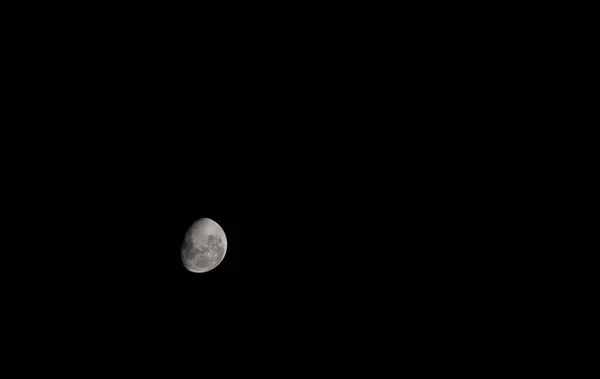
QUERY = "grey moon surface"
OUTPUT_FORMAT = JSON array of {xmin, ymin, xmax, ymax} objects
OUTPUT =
[{"xmin": 181, "ymin": 218, "xmax": 228, "ymax": 273}]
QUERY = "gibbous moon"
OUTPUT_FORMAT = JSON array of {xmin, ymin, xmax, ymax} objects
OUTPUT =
[{"xmin": 181, "ymin": 218, "xmax": 227, "ymax": 273}]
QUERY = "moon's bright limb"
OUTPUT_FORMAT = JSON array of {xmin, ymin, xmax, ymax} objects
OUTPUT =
[{"xmin": 182, "ymin": 218, "xmax": 227, "ymax": 273}]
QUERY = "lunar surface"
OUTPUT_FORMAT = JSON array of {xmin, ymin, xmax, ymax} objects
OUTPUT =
[{"xmin": 181, "ymin": 218, "xmax": 227, "ymax": 273}]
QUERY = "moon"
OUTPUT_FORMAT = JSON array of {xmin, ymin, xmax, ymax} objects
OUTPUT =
[{"xmin": 181, "ymin": 218, "xmax": 228, "ymax": 273}]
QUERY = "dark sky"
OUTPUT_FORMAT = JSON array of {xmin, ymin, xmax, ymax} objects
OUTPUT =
[
  {"xmin": 2, "ymin": 10, "xmax": 533, "ymax": 370},
  {"xmin": 9, "ymin": 99, "xmax": 509, "ymax": 348}
]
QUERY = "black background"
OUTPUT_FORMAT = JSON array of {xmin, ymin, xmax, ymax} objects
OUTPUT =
[{"xmin": 1, "ymin": 4, "xmax": 542, "ymax": 372}]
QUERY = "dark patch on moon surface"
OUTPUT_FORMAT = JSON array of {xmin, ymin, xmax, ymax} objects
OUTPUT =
[
  {"xmin": 182, "ymin": 247, "xmax": 197, "ymax": 262},
  {"xmin": 182, "ymin": 237, "xmax": 194, "ymax": 253},
  {"xmin": 207, "ymin": 234, "xmax": 223, "ymax": 251}
]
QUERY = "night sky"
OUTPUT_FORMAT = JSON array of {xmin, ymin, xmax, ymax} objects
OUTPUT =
[{"xmin": 3, "ymin": 7, "xmax": 530, "ymax": 371}]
